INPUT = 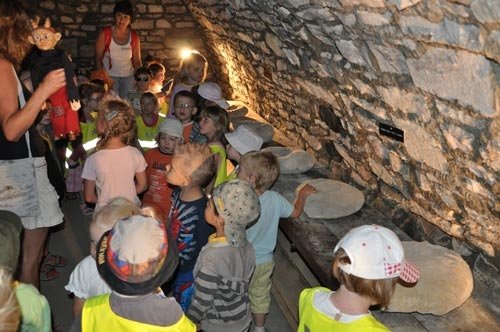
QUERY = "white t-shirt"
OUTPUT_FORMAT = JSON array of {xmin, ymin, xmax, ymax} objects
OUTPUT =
[
  {"xmin": 65, "ymin": 255, "xmax": 111, "ymax": 299},
  {"xmin": 81, "ymin": 146, "xmax": 147, "ymax": 208},
  {"xmin": 313, "ymin": 289, "xmax": 369, "ymax": 323},
  {"xmin": 103, "ymin": 34, "xmax": 134, "ymax": 77}
]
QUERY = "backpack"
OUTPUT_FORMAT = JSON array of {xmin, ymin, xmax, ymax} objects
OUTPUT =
[{"xmin": 101, "ymin": 26, "xmax": 139, "ymax": 69}]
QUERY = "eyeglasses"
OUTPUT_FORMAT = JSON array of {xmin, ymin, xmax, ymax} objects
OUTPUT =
[
  {"xmin": 135, "ymin": 77, "xmax": 150, "ymax": 82},
  {"xmin": 175, "ymin": 103, "xmax": 194, "ymax": 110}
]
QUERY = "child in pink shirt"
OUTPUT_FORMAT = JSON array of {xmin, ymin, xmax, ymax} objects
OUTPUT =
[{"xmin": 82, "ymin": 98, "xmax": 148, "ymax": 208}]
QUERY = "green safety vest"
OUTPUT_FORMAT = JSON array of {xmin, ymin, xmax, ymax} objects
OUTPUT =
[
  {"xmin": 82, "ymin": 294, "xmax": 196, "ymax": 332},
  {"xmin": 298, "ymin": 287, "xmax": 390, "ymax": 332}
]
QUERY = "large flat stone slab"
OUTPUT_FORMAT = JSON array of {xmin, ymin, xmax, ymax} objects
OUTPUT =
[
  {"xmin": 388, "ymin": 241, "xmax": 473, "ymax": 315},
  {"xmin": 296, "ymin": 179, "xmax": 365, "ymax": 219},
  {"xmin": 262, "ymin": 146, "xmax": 316, "ymax": 174}
]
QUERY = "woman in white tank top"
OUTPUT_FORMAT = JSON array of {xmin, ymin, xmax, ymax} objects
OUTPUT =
[{"xmin": 94, "ymin": 1, "xmax": 142, "ymax": 99}]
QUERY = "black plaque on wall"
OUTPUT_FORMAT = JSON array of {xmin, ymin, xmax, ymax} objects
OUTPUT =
[{"xmin": 379, "ymin": 123, "xmax": 404, "ymax": 142}]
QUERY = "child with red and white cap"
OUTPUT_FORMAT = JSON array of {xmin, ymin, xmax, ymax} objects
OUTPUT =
[{"xmin": 298, "ymin": 224, "xmax": 420, "ymax": 332}]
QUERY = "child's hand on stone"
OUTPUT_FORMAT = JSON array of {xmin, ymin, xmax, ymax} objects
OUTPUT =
[{"xmin": 298, "ymin": 183, "xmax": 316, "ymax": 198}]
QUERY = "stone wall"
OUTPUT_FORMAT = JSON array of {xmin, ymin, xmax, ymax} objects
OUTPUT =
[
  {"xmin": 187, "ymin": 0, "xmax": 499, "ymax": 264},
  {"xmin": 27, "ymin": 0, "xmax": 209, "ymax": 76}
]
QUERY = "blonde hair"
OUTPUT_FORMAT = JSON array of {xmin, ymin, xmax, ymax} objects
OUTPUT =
[
  {"xmin": 199, "ymin": 106, "xmax": 229, "ymax": 141},
  {"xmin": 174, "ymin": 143, "xmax": 215, "ymax": 187},
  {"xmin": 96, "ymin": 98, "xmax": 136, "ymax": 150},
  {"xmin": 0, "ymin": 267, "xmax": 20, "ymax": 332},
  {"xmin": 0, "ymin": 1, "xmax": 33, "ymax": 68},
  {"xmin": 332, "ymin": 248, "xmax": 398, "ymax": 308},
  {"xmin": 239, "ymin": 151, "xmax": 280, "ymax": 192},
  {"xmin": 171, "ymin": 52, "xmax": 207, "ymax": 87},
  {"xmin": 90, "ymin": 197, "xmax": 141, "ymax": 239}
]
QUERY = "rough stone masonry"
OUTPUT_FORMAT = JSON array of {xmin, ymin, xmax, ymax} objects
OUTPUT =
[
  {"xmin": 188, "ymin": 0, "xmax": 500, "ymax": 265},
  {"xmin": 28, "ymin": 0, "xmax": 498, "ymax": 283}
]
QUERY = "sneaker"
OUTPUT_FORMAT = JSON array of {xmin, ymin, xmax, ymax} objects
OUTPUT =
[{"xmin": 80, "ymin": 203, "xmax": 94, "ymax": 216}]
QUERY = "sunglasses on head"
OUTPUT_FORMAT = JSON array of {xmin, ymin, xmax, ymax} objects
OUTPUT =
[{"xmin": 135, "ymin": 77, "xmax": 150, "ymax": 82}]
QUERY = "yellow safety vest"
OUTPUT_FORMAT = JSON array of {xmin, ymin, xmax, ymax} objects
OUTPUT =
[
  {"xmin": 298, "ymin": 287, "xmax": 390, "ymax": 332},
  {"xmin": 80, "ymin": 121, "xmax": 97, "ymax": 145},
  {"xmin": 209, "ymin": 144, "xmax": 228, "ymax": 187},
  {"xmin": 82, "ymin": 294, "xmax": 196, "ymax": 332},
  {"xmin": 136, "ymin": 116, "xmax": 164, "ymax": 141},
  {"xmin": 136, "ymin": 116, "xmax": 164, "ymax": 150}
]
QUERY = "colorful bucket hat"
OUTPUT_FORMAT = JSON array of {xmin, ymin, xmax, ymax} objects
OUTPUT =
[{"xmin": 96, "ymin": 215, "xmax": 178, "ymax": 295}]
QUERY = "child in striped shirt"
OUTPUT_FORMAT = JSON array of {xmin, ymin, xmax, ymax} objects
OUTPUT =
[{"xmin": 187, "ymin": 180, "xmax": 260, "ymax": 332}]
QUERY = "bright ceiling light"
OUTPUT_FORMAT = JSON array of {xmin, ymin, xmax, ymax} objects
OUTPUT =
[{"xmin": 180, "ymin": 48, "xmax": 198, "ymax": 59}]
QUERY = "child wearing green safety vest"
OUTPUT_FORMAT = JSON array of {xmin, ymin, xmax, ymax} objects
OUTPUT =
[
  {"xmin": 70, "ymin": 214, "xmax": 196, "ymax": 332},
  {"xmin": 197, "ymin": 105, "xmax": 229, "ymax": 193},
  {"xmin": 298, "ymin": 224, "xmax": 420, "ymax": 332},
  {"xmin": 136, "ymin": 92, "xmax": 164, "ymax": 151},
  {"xmin": 64, "ymin": 83, "xmax": 106, "ymax": 202},
  {"xmin": 79, "ymin": 82, "xmax": 106, "ymax": 147}
]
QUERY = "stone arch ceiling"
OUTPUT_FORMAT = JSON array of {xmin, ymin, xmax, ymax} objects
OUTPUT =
[{"xmin": 31, "ymin": 0, "xmax": 499, "ymax": 262}]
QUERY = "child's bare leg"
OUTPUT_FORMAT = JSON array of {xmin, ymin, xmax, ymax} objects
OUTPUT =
[
  {"xmin": 20, "ymin": 227, "xmax": 49, "ymax": 289},
  {"xmin": 253, "ymin": 313, "xmax": 266, "ymax": 328},
  {"xmin": 73, "ymin": 297, "xmax": 85, "ymax": 318}
]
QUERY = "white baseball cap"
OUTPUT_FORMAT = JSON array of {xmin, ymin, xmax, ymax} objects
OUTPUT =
[
  {"xmin": 198, "ymin": 82, "xmax": 230, "ymax": 110},
  {"xmin": 158, "ymin": 118, "xmax": 183, "ymax": 138},
  {"xmin": 334, "ymin": 224, "xmax": 419, "ymax": 283},
  {"xmin": 225, "ymin": 125, "xmax": 263, "ymax": 155}
]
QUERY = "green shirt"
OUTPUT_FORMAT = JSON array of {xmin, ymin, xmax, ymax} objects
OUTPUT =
[{"xmin": 15, "ymin": 281, "xmax": 51, "ymax": 332}]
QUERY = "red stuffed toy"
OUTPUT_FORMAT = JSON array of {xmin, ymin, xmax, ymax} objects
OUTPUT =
[{"xmin": 29, "ymin": 18, "xmax": 81, "ymax": 141}]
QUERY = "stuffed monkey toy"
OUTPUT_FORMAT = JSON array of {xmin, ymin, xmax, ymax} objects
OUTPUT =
[{"xmin": 29, "ymin": 18, "xmax": 81, "ymax": 140}]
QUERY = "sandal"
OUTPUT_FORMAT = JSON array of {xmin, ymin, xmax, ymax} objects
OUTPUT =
[
  {"xmin": 40, "ymin": 265, "xmax": 60, "ymax": 281},
  {"xmin": 44, "ymin": 253, "xmax": 68, "ymax": 267}
]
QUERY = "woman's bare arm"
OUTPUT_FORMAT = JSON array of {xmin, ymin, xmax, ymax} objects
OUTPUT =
[
  {"xmin": 132, "ymin": 35, "xmax": 142, "ymax": 70},
  {"xmin": 94, "ymin": 30, "xmax": 106, "ymax": 70},
  {"xmin": 0, "ymin": 59, "xmax": 66, "ymax": 141}
]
